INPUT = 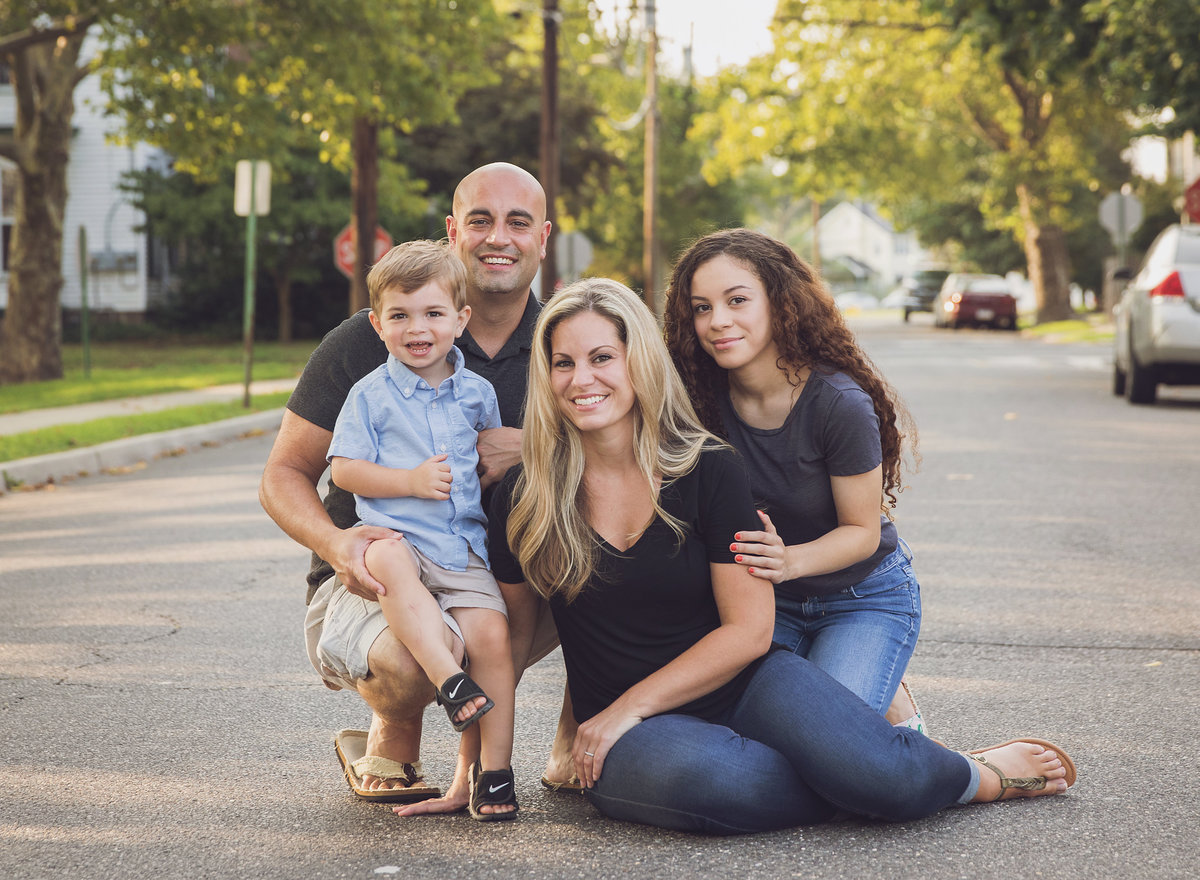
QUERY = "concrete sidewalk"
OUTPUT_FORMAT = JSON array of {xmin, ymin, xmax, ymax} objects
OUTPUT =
[{"xmin": 0, "ymin": 378, "xmax": 297, "ymax": 494}]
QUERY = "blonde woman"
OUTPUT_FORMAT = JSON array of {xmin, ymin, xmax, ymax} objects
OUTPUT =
[{"xmin": 485, "ymin": 278, "xmax": 1076, "ymax": 833}]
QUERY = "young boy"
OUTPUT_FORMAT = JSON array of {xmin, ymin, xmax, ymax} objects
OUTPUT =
[{"xmin": 325, "ymin": 240, "xmax": 517, "ymax": 821}]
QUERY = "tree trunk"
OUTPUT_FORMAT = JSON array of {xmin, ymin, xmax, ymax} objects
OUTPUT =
[
  {"xmin": 348, "ymin": 116, "xmax": 378, "ymax": 316},
  {"xmin": 1016, "ymin": 183, "xmax": 1073, "ymax": 323},
  {"xmin": 0, "ymin": 36, "xmax": 83, "ymax": 383}
]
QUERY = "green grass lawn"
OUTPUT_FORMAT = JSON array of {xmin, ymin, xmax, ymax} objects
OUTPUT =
[
  {"xmin": 0, "ymin": 392, "xmax": 293, "ymax": 463},
  {"xmin": 0, "ymin": 339, "xmax": 317, "ymax": 414},
  {"xmin": 0, "ymin": 339, "xmax": 316, "ymax": 465},
  {"xmin": 1021, "ymin": 314, "xmax": 1114, "ymax": 343}
]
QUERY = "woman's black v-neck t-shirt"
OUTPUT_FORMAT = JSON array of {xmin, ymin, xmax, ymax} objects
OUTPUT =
[{"xmin": 489, "ymin": 447, "xmax": 764, "ymax": 724}]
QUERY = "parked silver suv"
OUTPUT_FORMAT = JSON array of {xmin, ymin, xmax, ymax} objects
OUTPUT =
[{"xmin": 1112, "ymin": 224, "xmax": 1200, "ymax": 404}]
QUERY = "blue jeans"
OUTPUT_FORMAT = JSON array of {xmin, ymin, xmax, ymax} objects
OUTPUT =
[
  {"xmin": 772, "ymin": 542, "xmax": 921, "ymax": 713},
  {"xmin": 586, "ymin": 651, "xmax": 973, "ymax": 834}
]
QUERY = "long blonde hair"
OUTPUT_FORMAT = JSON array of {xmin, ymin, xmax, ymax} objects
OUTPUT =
[{"xmin": 508, "ymin": 278, "xmax": 720, "ymax": 602}]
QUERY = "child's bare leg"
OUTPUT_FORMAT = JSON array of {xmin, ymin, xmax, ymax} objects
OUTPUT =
[
  {"xmin": 365, "ymin": 540, "xmax": 486, "ymax": 725},
  {"xmin": 451, "ymin": 606, "xmax": 516, "ymax": 815}
]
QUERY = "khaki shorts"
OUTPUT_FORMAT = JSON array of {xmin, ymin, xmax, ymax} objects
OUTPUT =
[{"xmin": 303, "ymin": 538, "xmax": 559, "ymax": 691}]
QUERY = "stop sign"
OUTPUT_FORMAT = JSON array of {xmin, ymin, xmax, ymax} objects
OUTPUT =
[
  {"xmin": 334, "ymin": 223, "xmax": 393, "ymax": 278},
  {"xmin": 1185, "ymin": 177, "xmax": 1200, "ymax": 224}
]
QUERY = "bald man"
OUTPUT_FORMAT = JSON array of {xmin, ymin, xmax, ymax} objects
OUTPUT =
[{"xmin": 261, "ymin": 163, "xmax": 567, "ymax": 813}]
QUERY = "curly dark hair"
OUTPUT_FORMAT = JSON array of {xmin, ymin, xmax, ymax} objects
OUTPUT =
[{"xmin": 663, "ymin": 228, "xmax": 917, "ymax": 511}]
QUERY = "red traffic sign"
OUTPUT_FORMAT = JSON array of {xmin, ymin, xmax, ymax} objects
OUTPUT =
[
  {"xmin": 1185, "ymin": 177, "xmax": 1200, "ymax": 224},
  {"xmin": 334, "ymin": 223, "xmax": 393, "ymax": 279}
]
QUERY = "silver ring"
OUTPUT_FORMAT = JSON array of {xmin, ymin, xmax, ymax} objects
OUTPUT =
[{"xmin": 584, "ymin": 751, "xmax": 595, "ymax": 757}]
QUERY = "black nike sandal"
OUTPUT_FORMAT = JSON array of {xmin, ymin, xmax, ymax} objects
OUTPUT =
[
  {"xmin": 469, "ymin": 761, "xmax": 519, "ymax": 822},
  {"xmin": 436, "ymin": 671, "xmax": 494, "ymax": 733}
]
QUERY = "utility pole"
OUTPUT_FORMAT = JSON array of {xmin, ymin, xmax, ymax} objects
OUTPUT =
[
  {"xmin": 540, "ymin": 0, "xmax": 560, "ymax": 301},
  {"xmin": 642, "ymin": 0, "xmax": 659, "ymax": 314}
]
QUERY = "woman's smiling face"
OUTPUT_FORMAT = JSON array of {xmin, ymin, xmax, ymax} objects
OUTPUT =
[{"xmin": 549, "ymin": 310, "xmax": 636, "ymax": 440}]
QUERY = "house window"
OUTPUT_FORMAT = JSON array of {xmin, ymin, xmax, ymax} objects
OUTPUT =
[{"xmin": 1, "ymin": 165, "xmax": 16, "ymax": 272}]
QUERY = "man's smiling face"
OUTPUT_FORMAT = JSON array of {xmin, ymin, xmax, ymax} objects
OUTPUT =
[{"xmin": 448, "ymin": 165, "xmax": 549, "ymax": 302}]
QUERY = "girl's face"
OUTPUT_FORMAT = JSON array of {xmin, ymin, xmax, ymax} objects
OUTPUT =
[
  {"xmin": 548, "ymin": 310, "xmax": 636, "ymax": 441},
  {"xmin": 687, "ymin": 254, "xmax": 779, "ymax": 375}
]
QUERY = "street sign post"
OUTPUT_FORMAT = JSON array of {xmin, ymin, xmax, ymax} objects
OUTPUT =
[
  {"xmin": 556, "ymin": 231, "xmax": 594, "ymax": 285},
  {"xmin": 334, "ymin": 223, "xmax": 393, "ymax": 279},
  {"xmin": 1099, "ymin": 190, "xmax": 1143, "ymax": 266},
  {"xmin": 234, "ymin": 160, "xmax": 270, "ymax": 407}
]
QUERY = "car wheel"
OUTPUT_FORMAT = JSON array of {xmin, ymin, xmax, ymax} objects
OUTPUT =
[
  {"xmin": 1125, "ymin": 343, "xmax": 1157, "ymax": 405},
  {"xmin": 1112, "ymin": 361, "xmax": 1127, "ymax": 396}
]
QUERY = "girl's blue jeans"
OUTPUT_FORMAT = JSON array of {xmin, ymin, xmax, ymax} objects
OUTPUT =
[
  {"xmin": 586, "ymin": 650, "xmax": 974, "ymax": 834},
  {"xmin": 772, "ymin": 542, "xmax": 921, "ymax": 713}
]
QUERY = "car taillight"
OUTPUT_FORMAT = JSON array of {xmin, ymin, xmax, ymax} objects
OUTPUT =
[{"xmin": 1149, "ymin": 271, "xmax": 1184, "ymax": 298}]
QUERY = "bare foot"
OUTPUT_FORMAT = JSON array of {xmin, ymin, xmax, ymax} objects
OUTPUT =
[
  {"xmin": 968, "ymin": 739, "xmax": 1074, "ymax": 803},
  {"xmin": 540, "ymin": 734, "xmax": 577, "ymax": 789},
  {"xmin": 359, "ymin": 713, "xmax": 426, "ymax": 793},
  {"xmin": 449, "ymin": 694, "xmax": 490, "ymax": 726}
]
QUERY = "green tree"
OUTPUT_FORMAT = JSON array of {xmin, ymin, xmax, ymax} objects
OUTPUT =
[
  {"xmin": 551, "ymin": 4, "xmax": 746, "ymax": 298},
  {"xmin": 702, "ymin": 0, "xmax": 1132, "ymax": 323},
  {"xmin": 103, "ymin": 0, "xmax": 499, "ymax": 315},
  {"xmin": 126, "ymin": 145, "xmax": 366, "ymax": 341},
  {"xmin": 1085, "ymin": 0, "xmax": 1200, "ymax": 137},
  {"xmin": 0, "ymin": 3, "xmax": 103, "ymax": 383}
]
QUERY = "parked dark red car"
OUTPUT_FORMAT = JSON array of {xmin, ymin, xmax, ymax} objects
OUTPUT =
[{"xmin": 933, "ymin": 274, "xmax": 1018, "ymax": 330}]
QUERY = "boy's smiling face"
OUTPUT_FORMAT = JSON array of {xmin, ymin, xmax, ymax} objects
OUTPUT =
[{"xmin": 369, "ymin": 281, "xmax": 470, "ymax": 384}]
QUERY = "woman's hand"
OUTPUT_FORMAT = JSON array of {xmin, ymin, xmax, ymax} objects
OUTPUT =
[
  {"xmin": 572, "ymin": 703, "xmax": 644, "ymax": 789},
  {"xmin": 730, "ymin": 510, "xmax": 788, "ymax": 583}
]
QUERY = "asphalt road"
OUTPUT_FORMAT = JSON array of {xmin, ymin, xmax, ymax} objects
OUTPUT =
[{"xmin": 2, "ymin": 314, "xmax": 1197, "ymax": 880}]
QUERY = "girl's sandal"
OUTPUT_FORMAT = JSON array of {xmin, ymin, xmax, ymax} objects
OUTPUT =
[
  {"xmin": 436, "ymin": 671, "xmax": 494, "ymax": 733},
  {"xmin": 469, "ymin": 762, "xmax": 519, "ymax": 822}
]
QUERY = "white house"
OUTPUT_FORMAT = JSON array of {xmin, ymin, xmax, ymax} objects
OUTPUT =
[
  {"xmin": 817, "ymin": 201, "xmax": 930, "ymax": 293},
  {"xmin": 0, "ymin": 36, "xmax": 164, "ymax": 320}
]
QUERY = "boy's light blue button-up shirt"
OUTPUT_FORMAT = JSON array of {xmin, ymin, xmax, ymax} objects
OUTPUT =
[{"xmin": 327, "ymin": 346, "xmax": 501, "ymax": 570}]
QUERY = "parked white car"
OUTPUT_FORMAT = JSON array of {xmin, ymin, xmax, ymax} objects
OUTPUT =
[{"xmin": 1112, "ymin": 224, "xmax": 1200, "ymax": 404}]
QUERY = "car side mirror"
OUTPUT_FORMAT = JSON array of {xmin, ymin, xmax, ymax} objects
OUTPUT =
[{"xmin": 1110, "ymin": 267, "xmax": 1134, "ymax": 282}]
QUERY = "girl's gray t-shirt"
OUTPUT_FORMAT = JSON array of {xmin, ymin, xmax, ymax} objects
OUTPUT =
[{"xmin": 717, "ymin": 368, "xmax": 898, "ymax": 597}]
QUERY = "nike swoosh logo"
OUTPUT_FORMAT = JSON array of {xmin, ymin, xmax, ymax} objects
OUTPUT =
[
  {"xmin": 447, "ymin": 681, "xmax": 462, "ymax": 699},
  {"xmin": 488, "ymin": 782, "xmax": 510, "ymax": 793}
]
